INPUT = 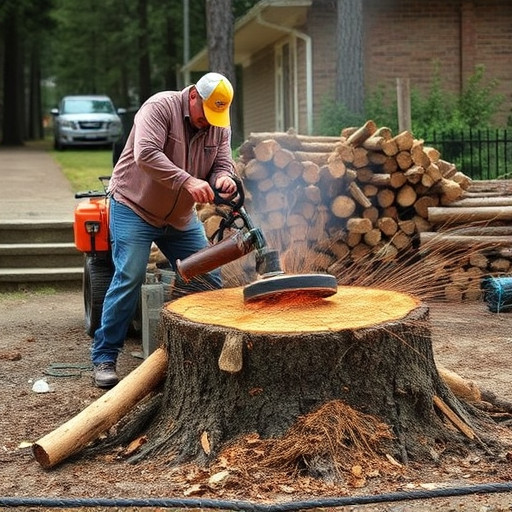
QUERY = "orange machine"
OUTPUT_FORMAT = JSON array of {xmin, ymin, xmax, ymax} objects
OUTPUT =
[
  {"xmin": 73, "ymin": 178, "xmax": 114, "ymax": 337},
  {"xmin": 73, "ymin": 196, "xmax": 110, "ymax": 254}
]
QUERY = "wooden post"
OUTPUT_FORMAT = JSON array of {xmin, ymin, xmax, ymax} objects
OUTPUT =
[{"xmin": 396, "ymin": 78, "xmax": 411, "ymax": 133}]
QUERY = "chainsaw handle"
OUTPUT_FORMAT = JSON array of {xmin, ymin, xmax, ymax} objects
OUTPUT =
[{"xmin": 213, "ymin": 175, "xmax": 245, "ymax": 211}]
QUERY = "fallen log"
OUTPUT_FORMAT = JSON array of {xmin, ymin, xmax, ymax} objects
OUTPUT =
[
  {"xmin": 448, "ymin": 196, "xmax": 512, "ymax": 208},
  {"xmin": 346, "ymin": 120, "xmax": 377, "ymax": 147},
  {"xmin": 247, "ymin": 132, "xmax": 340, "ymax": 150},
  {"xmin": 419, "ymin": 232, "xmax": 512, "ymax": 249},
  {"xmin": 254, "ymin": 139, "xmax": 280, "ymax": 162},
  {"xmin": 247, "ymin": 132, "xmax": 302, "ymax": 151},
  {"xmin": 438, "ymin": 367, "xmax": 481, "ymax": 403},
  {"xmin": 32, "ymin": 347, "xmax": 168, "ymax": 468},
  {"xmin": 467, "ymin": 179, "xmax": 512, "ymax": 194},
  {"xmin": 463, "ymin": 191, "xmax": 510, "ymax": 198},
  {"xmin": 449, "ymin": 226, "xmax": 512, "ymax": 236},
  {"xmin": 294, "ymin": 151, "xmax": 330, "ymax": 166},
  {"xmin": 428, "ymin": 206, "xmax": 512, "ymax": 225}
]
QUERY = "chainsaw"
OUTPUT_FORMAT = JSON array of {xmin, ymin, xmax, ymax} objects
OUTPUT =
[{"xmin": 176, "ymin": 176, "xmax": 337, "ymax": 303}]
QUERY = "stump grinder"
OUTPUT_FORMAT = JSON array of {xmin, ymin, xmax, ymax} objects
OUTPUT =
[
  {"xmin": 73, "ymin": 176, "xmax": 337, "ymax": 336},
  {"xmin": 176, "ymin": 176, "xmax": 338, "ymax": 303}
]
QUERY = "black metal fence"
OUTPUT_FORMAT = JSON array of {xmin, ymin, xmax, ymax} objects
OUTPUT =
[{"xmin": 423, "ymin": 129, "xmax": 511, "ymax": 181}]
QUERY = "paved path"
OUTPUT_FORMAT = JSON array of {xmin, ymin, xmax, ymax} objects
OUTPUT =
[{"xmin": 0, "ymin": 145, "xmax": 77, "ymax": 221}]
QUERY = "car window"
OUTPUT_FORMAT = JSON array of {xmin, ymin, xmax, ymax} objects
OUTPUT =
[{"xmin": 62, "ymin": 99, "xmax": 115, "ymax": 115}]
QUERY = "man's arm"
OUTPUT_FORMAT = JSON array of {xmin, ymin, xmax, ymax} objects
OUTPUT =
[{"xmin": 133, "ymin": 99, "xmax": 191, "ymax": 191}]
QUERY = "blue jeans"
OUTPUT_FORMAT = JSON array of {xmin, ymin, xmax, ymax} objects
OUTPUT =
[{"xmin": 91, "ymin": 198, "xmax": 222, "ymax": 365}]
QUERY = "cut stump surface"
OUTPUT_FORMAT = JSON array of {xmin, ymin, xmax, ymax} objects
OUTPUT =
[{"xmin": 167, "ymin": 285, "xmax": 421, "ymax": 332}]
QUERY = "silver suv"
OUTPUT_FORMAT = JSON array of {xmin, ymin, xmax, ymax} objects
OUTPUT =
[{"xmin": 51, "ymin": 95, "xmax": 125, "ymax": 150}]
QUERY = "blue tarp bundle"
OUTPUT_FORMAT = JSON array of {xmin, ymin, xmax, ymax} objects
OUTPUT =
[{"xmin": 482, "ymin": 276, "xmax": 512, "ymax": 313}]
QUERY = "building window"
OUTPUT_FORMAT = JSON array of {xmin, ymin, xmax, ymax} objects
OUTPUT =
[{"xmin": 275, "ymin": 41, "xmax": 296, "ymax": 131}]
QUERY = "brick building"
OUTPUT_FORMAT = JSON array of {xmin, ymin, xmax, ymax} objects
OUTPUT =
[{"xmin": 183, "ymin": 0, "xmax": 512, "ymax": 137}]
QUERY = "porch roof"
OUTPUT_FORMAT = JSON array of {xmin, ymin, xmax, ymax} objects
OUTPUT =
[{"xmin": 182, "ymin": 0, "xmax": 312, "ymax": 73}]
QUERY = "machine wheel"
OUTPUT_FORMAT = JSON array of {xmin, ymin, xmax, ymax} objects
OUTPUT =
[{"xmin": 83, "ymin": 254, "xmax": 114, "ymax": 337}]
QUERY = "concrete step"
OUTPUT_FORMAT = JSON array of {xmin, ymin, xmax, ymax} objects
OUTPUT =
[
  {"xmin": 0, "ymin": 242, "xmax": 84, "ymax": 268},
  {"xmin": 0, "ymin": 267, "xmax": 83, "ymax": 291},
  {"xmin": 0, "ymin": 219, "xmax": 74, "ymax": 244},
  {"xmin": 0, "ymin": 219, "xmax": 84, "ymax": 290}
]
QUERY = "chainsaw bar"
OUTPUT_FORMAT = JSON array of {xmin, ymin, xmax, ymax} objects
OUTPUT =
[{"xmin": 243, "ymin": 273, "xmax": 338, "ymax": 303}]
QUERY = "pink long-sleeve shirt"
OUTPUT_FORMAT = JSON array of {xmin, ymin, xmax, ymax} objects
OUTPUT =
[{"xmin": 108, "ymin": 86, "xmax": 235, "ymax": 229}]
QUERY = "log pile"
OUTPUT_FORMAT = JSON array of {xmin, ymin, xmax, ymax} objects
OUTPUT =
[
  {"xmin": 233, "ymin": 122, "xmax": 472, "ymax": 273},
  {"xmin": 199, "ymin": 122, "xmax": 511, "ymax": 303},
  {"xmin": 421, "ymin": 179, "xmax": 512, "ymax": 302}
]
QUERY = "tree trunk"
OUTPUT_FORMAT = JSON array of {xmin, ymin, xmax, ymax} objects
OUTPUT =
[
  {"xmin": 336, "ymin": 0, "xmax": 365, "ymax": 115},
  {"xmin": 133, "ymin": 285, "xmax": 496, "ymax": 472},
  {"xmin": 1, "ymin": 6, "xmax": 24, "ymax": 145},
  {"xmin": 28, "ymin": 42, "xmax": 43, "ymax": 140},
  {"xmin": 206, "ymin": 0, "xmax": 243, "ymax": 146},
  {"xmin": 137, "ymin": 0, "xmax": 152, "ymax": 104}
]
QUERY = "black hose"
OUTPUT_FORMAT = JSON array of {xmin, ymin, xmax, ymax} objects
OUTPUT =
[{"xmin": 1, "ymin": 482, "xmax": 512, "ymax": 509}]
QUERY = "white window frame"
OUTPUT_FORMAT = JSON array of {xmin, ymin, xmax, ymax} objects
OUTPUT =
[{"xmin": 275, "ymin": 37, "xmax": 299, "ymax": 132}]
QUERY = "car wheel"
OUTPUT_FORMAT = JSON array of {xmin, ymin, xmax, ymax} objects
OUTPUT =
[
  {"xmin": 83, "ymin": 254, "xmax": 114, "ymax": 337},
  {"xmin": 54, "ymin": 137, "xmax": 63, "ymax": 151}
]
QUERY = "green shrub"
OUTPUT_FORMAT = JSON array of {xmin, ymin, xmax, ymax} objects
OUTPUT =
[
  {"xmin": 413, "ymin": 64, "xmax": 502, "ymax": 138},
  {"xmin": 458, "ymin": 65, "xmax": 503, "ymax": 128},
  {"xmin": 315, "ymin": 64, "xmax": 503, "ymax": 138},
  {"xmin": 314, "ymin": 64, "xmax": 508, "ymax": 179},
  {"xmin": 364, "ymin": 84, "xmax": 398, "ymax": 132},
  {"xmin": 314, "ymin": 96, "xmax": 366, "ymax": 136}
]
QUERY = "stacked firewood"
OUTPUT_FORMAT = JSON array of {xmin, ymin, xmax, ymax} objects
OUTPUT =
[
  {"xmin": 420, "ymin": 180, "xmax": 512, "ymax": 302},
  {"xmin": 198, "ymin": 121, "xmax": 511, "ymax": 302},
  {"xmin": 236, "ymin": 122, "xmax": 468, "ymax": 266}
]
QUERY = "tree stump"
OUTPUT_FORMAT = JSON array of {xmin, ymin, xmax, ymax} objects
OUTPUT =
[{"xmin": 135, "ymin": 285, "xmax": 497, "ymax": 472}]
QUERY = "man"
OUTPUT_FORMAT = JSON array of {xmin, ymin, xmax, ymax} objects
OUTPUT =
[{"xmin": 92, "ymin": 72, "xmax": 237, "ymax": 388}]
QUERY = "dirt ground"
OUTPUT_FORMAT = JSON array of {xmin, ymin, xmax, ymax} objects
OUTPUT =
[{"xmin": 1, "ymin": 286, "xmax": 512, "ymax": 512}]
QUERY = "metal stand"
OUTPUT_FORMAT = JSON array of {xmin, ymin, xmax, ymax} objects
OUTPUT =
[{"xmin": 141, "ymin": 270, "xmax": 175, "ymax": 358}]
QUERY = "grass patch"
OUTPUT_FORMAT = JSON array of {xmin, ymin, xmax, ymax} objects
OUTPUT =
[
  {"xmin": 27, "ymin": 138, "xmax": 113, "ymax": 193},
  {"xmin": 51, "ymin": 147, "xmax": 113, "ymax": 193}
]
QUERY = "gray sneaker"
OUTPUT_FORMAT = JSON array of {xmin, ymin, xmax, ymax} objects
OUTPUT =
[{"xmin": 93, "ymin": 362, "xmax": 119, "ymax": 388}]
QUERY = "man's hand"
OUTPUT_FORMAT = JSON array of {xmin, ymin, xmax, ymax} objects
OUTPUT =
[
  {"xmin": 215, "ymin": 175, "xmax": 237, "ymax": 196},
  {"xmin": 182, "ymin": 175, "xmax": 237, "ymax": 204},
  {"xmin": 182, "ymin": 176, "xmax": 214, "ymax": 204}
]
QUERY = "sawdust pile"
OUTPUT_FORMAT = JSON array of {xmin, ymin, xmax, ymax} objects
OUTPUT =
[
  {"xmin": 209, "ymin": 400, "xmax": 401, "ymax": 490},
  {"xmin": 259, "ymin": 400, "xmax": 395, "ymax": 477}
]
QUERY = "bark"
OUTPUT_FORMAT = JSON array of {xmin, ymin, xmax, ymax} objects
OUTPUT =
[
  {"xmin": 205, "ymin": 0, "xmax": 242, "ymax": 145},
  {"xmin": 1, "ymin": 6, "xmax": 24, "ymax": 145},
  {"xmin": 28, "ymin": 42, "xmax": 43, "ymax": 140},
  {"xmin": 137, "ymin": 0, "xmax": 152, "ymax": 104},
  {"xmin": 336, "ymin": 0, "xmax": 364, "ymax": 115}
]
